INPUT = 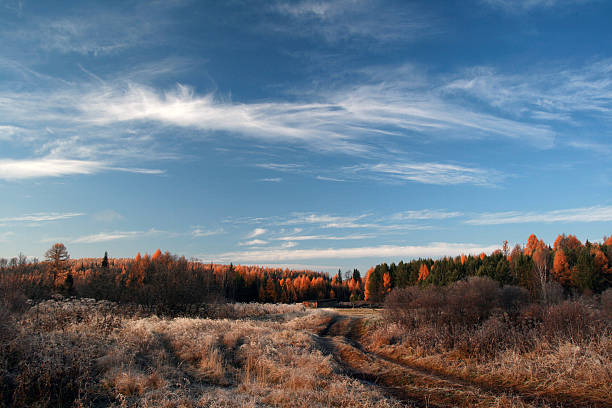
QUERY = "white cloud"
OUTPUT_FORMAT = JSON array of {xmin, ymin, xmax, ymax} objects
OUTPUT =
[
  {"xmin": 240, "ymin": 239, "xmax": 269, "ymax": 246},
  {"xmin": 443, "ymin": 61, "xmax": 612, "ymax": 132},
  {"xmin": 392, "ymin": 209, "xmax": 463, "ymax": 220},
  {"xmin": 205, "ymin": 242, "xmax": 500, "ymax": 262},
  {"xmin": 93, "ymin": 210, "xmax": 123, "ymax": 223},
  {"xmin": 0, "ymin": 60, "xmax": 569, "ymax": 171},
  {"xmin": 191, "ymin": 227, "xmax": 224, "ymax": 238},
  {"xmin": 256, "ymin": 163, "xmax": 304, "ymax": 172},
  {"xmin": 0, "ymin": 212, "xmax": 84, "ymax": 223},
  {"xmin": 0, "ymin": 157, "xmax": 164, "ymax": 180},
  {"xmin": 0, "ymin": 231, "xmax": 15, "ymax": 243},
  {"xmin": 316, "ymin": 175, "xmax": 345, "ymax": 182},
  {"xmin": 350, "ymin": 162, "xmax": 500, "ymax": 186},
  {"xmin": 0, "ymin": 125, "xmax": 23, "ymax": 141},
  {"xmin": 0, "ymin": 158, "xmax": 103, "ymax": 179},
  {"xmin": 274, "ymin": 0, "xmax": 436, "ymax": 43},
  {"xmin": 258, "ymin": 177, "xmax": 282, "ymax": 182},
  {"xmin": 465, "ymin": 205, "xmax": 612, "ymax": 225},
  {"xmin": 246, "ymin": 228, "xmax": 268, "ymax": 239},
  {"xmin": 71, "ymin": 229, "xmax": 160, "ymax": 244},
  {"xmin": 273, "ymin": 234, "xmax": 374, "ymax": 241},
  {"xmin": 566, "ymin": 140, "xmax": 612, "ymax": 154},
  {"xmin": 229, "ymin": 212, "xmax": 433, "ymax": 231},
  {"xmin": 482, "ymin": 0, "xmax": 592, "ymax": 12}
]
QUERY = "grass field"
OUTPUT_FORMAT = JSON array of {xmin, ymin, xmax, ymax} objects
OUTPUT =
[{"xmin": 1, "ymin": 298, "xmax": 609, "ymax": 407}]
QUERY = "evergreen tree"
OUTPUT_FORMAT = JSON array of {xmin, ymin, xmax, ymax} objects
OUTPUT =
[{"xmin": 102, "ymin": 251, "xmax": 109, "ymax": 268}]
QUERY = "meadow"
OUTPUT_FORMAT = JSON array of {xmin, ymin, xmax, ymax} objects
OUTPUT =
[{"xmin": 1, "ymin": 283, "xmax": 609, "ymax": 407}]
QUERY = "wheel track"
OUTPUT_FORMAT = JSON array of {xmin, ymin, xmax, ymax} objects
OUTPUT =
[{"xmin": 312, "ymin": 314, "xmax": 608, "ymax": 408}]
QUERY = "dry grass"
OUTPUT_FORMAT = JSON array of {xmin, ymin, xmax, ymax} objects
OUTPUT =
[
  {"xmin": 0, "ymin": 299, "xmax": 402, "ymax": 407},
  {"xmin": 367, "ymin": 285, "xmax": 612, "ymax": 405}
]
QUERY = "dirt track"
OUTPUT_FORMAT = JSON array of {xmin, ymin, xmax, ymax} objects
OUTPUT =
[{"xmin": 311, "ymin": 313, "xmax": 608, "ymax": 408}]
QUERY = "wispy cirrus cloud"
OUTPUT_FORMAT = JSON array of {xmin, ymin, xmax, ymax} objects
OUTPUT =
[
  {"xmin": 205, "ymin": 242, "xmax": 500, "ymax": 262},
  {"xmin": 0, "ymin": 157, "xmax": 164, "ymax": 180},
  {"xmin": 226, "ymin": 212, "xmax": 433, "ymax": 232},
  {"xmin": 191, "ymin": 227, "xmax": 224, "ymax": 238},
  {"xmin": 273, "ymin": 0, "xmax": 437, "ymax": 43},
  {"xmin": 348, "ymin": 162, "xmax": 501, "ymax": 186},
  {"xmin": 240, "ymin": 239, "xmax": 269, "ymax": 246},
  {"xmin": 273, "ymin": 233, "xmax": 374, "ymax": 241},
  {"xmin": 258, "ymin": 177, "xmax": 282, "ymax": 182},
  {"xmin": 465, "ymin": 205, "xmax": 612, "ymax": 225},
  {"xmin": 482, "ymin": 0, "xmax": 593, "ymax": 12},
  {"xmin": 443, "ymin": 61, "xmax": 612, "ymax": 131},
  {"xmin": 0, "ymin": 212, "xmax": 84, "ymax": 223},
  {"xmin": 566, "ymin": 140, "xmax": 612, "ymax": 154},
  {"xmin": 71, "ymin": 229, "xmax": 162, "ymax": 244},
  {"xmin": 392, "ymin": 209, "xmax": 464, "ymax": 220},
  {"xmin": 93, "ymin": 210, "xmax": 123, "ymax": 223},
  {"xmin": 0, "ymin": 60, "xmax": 563, "ymax": 176},
  {"xmin": 245, "ymin": 228, "xmax": 267, "ymax": 238},
  {"xmin": 0, "ymin": 231, "xmax": 15, "ymax": 243},
  {"xmin": 0, "ymin": 125, "xmax": 24, "ymax": 141}
]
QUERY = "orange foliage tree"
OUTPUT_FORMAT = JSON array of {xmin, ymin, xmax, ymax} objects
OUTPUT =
[{"xmin": 417, "ymin": 263, "xmax": 429, "ymax": 281}]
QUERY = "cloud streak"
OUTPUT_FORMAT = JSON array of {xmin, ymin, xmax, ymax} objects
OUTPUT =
[
  {"xmin": 392, "ymin": 209, "xmax": 464, "ymax": 220},
  {"xmin": 482, "ymin": 0, "xmax": 593, "ymax": 12},
  {"xmin": 349, "ymin": 162, "xmax": 500, "ymax": 186},
  {"xmin": 465, "ymin": 205, "xmax": 612, "ymax": 225},
  {"xmin": 71, "ymin": 229, "xmax": 161, "ymax": 244},
  {"xmin": 0, "ymin": 212, "xmax": 84, "ymax": 223},
  {"xmin": 205, "ymin": 242, "xmax": 500, "ymax": 262},
  {"xmin": 0, "ymin": 157, "xmax": 164, "ymax": 180}
]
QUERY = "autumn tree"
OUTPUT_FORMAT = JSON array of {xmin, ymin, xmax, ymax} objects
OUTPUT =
[
  {"xmin": 152, "ymin": 249, "xmax": 162, "ymax": 261},
  {"xmin": 552, "ymin": 249, "xmax": 572, "ymax": 284},
  {"xmin": 45, "ymin": 243, "xmax": 69, "ymax": 285},
  {"xmin": 417, "ymin": 263, "xmax": 429, "ymax": 281},
  {"xmin": 532, "ymin": 247, "xmax": 552, "ymax": 302},
  {"xmin": 365, "ymin": 266, "xmax": 386, "ymax": 302},
  {"xmin": 553, "ymin": 234, "xmax": 582, "ymax": 252}
]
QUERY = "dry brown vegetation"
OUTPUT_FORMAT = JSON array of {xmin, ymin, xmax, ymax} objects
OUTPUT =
[
  {"xmin": 0, "ymin": 298, "xmax": 404, "ymax": 408},
  {"xmin": 364, "ymin": 277, "xmax": 612, "ymax": 406},
  {"xmin": 1, "ymin": 272, "xmax": 610, "ymax": 407}
]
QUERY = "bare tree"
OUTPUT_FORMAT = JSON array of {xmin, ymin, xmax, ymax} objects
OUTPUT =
[
  {"xmin": 45, "ymin": 243, "xmax": 69, "ymax": 285},
  {"xmin": 533, "ymin": 247, "xmax": 551, "ymax": 303}
]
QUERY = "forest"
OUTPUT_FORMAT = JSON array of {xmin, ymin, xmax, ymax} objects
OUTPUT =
[
  {"xmin": 364, "ymin": 234, "xmax": 612, "ymax": 303},
  {"xmin": 1, "ymin": 235, "xmax": 611, "ymax": 407},
  {"xmin": 0, "ymin": 233, "xmax": 610, "ymax": 309}
]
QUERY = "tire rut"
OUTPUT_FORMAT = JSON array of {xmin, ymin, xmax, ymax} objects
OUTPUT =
[{"xmin": 313, "ymin": 314, "xmax": 607, "ymax": 408}]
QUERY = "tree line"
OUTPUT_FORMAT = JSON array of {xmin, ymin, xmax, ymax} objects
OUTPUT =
[
  {"xmin": 0, "ymin": 246, "xmax": 363, "ymax": 306},
  {"xmin": 2, "ymin": 232, "xmax": 610, "ymax": 307},
  {"xmin": 364, "ymin": 234, "xmax": 612, "ymax": 302}
]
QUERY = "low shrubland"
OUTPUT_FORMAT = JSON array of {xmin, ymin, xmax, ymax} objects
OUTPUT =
[
  {"xmin": 369, "ymin": 277, "xmax": 611, "ymax": 403},
  {"xmin": 0, "ymin": 298, "xmax": 403, "ymax": 408}
]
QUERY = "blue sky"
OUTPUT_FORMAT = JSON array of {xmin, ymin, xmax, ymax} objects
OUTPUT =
[{"xmin": 1, "ymin": 0, "xmax": 612, "ymax": 272}]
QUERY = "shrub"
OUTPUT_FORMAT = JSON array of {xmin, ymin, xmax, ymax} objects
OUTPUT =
[
  {"xmin": 499, "ymin": 285, "xmax": 530, "ymax": 316},
  {"xmin": 601, "ymin": 288, "xmax": 612, "ymax": 319},
  {"xmin": 541, "ymin": 301, "xmax": 596, "ymax": 342},
  {"xmin": 445, "ymin": 276, "xmax": 500, "ymax": 326}
]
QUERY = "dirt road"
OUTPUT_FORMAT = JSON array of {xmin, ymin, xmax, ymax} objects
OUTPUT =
[{"xmin": 311, "ymin": 313, "xmax": 608, "ymax": 408}]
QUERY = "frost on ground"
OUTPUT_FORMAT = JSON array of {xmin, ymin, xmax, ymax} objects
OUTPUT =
[{"xmin": 0, "ymin": 299, "xmax": 404, "ymax": 408}]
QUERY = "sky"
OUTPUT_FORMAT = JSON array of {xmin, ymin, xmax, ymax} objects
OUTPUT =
[{"xmin": 1, "ymin": 0, "xmax": 612, "ymax": 272}]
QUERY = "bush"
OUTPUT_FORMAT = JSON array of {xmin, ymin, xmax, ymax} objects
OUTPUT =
[
  {"xmin": 601, "ymin": 288, "xmax": 612, "ymax": 319},
  {"xmin": 499, "ymin": 285, "xmax": 530, "ymax": 316},
  {"xmin": 541, "ymin": 301, "xmax": 596, "ymax": 342},
  {"xmin": 445, "ymin": 276, "xmax": 500, "ymax": 326}
]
